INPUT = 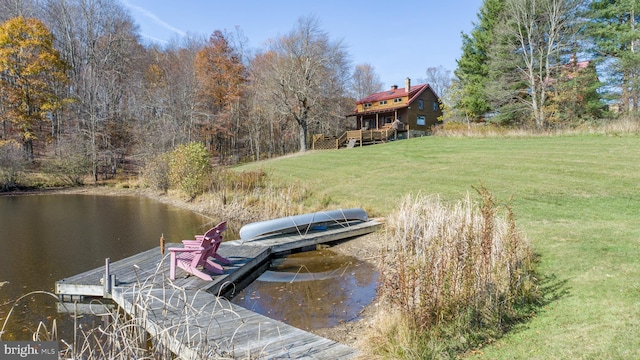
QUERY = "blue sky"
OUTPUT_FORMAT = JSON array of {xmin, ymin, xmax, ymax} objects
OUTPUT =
[{"xmin": 121, "ymin": 0, "xmax": 484, "ymax": 88}]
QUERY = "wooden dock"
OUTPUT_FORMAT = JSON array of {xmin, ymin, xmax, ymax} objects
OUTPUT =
[{"xmin": 56, "ymin": 219, "xmax": 382, "ymax": 359}]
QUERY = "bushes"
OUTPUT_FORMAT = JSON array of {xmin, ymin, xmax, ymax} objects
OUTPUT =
[
  {"xmin": 0, "ymin": 140, "xmax": 27, "ymax": 191},
  {"xmin": 43, "ymin": 137, "xmax": 92, "ymax": 185},
  {"xmin": 143, "ymin": 142, "xmax": 211, "ymax": 199},
  {"xmin": 373, "ymin": 188, "xmax": 539, "ymax": 358}
]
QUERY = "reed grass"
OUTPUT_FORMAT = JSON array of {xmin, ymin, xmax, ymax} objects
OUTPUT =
[
  {"xmin": 369, "ymin": 188, "xmax": 539, "ymax": 358},
  {"xmin": 433, "ymin": 115, "xmax": 640, "ymax": 138},
  {"xmin": 0, "ymin": 256, "xmax": 256, "ymax": 359}
]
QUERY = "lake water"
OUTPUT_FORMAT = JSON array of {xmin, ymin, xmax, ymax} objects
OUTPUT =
[
  {"xmin": 231, "ymin": 249, "xmax": 378, "ymax": 331},
  {"xmin": 0, "ymin": 193, "xmax": 211, "ymax": 340},
  {"xmin": 0, "ymin": 193, "xmax": 379, "ymax": 344}
]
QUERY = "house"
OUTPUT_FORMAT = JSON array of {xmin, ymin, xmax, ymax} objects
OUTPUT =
[{"xmin": 348, "ymin": 78, "xmax": 442, "ymax": 138}]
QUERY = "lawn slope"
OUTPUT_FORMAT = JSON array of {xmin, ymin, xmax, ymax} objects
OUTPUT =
[{"xmin": 238, "ymin": 134, "xmax": 640, "ymax": 359}]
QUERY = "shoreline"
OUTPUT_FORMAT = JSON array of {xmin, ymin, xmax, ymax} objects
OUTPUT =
[{"xmin": 3, "ymin": 185, "xmax": 384, "ymax": 350}]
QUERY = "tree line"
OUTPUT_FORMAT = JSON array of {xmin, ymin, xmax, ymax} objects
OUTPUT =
[
  {"xmin": 451, "ymin": 0, "xmax": 640, "ymax": 128},
  {"xmin": 1, "ymin": 0, "xmax": 636, "ymax": 186},
  {"xmin": 0, "ymin": 0, "xmax": 388, "ymax": 183}
]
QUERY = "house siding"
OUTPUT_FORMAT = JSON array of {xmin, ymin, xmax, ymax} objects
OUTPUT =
[
  {"xmin": 406, "ymin": 89, "xmax": 442, "ymax": 133},
  {"xmin": 351, "ymin": 82, "xmax": 442, "ymax": 134}
]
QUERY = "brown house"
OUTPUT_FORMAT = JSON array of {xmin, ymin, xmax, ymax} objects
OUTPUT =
[{"xmin": 348, "ymin": 78, "xmax": 442, "ymax": 137}]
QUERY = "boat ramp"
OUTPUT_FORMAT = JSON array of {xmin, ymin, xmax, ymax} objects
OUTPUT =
[{"xmin": 56, "ymin": 219, "xmax": 382, "ymax": 359}]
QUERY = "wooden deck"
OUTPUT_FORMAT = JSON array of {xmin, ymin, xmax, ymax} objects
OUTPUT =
[{"xmin": 56, "ymin": 219, "xmax": 383, "ymax": 359}]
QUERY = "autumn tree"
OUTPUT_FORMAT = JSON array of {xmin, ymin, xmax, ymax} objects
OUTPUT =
[
  {"xmin": 546, "ymin": 58, "xmax": 604, "ymax": 124},
  {"xmin": 195, "ymin": 30, "xmax": 247, "ymax": 161},
  {"xmin": 0, "ymin": 16, "xmax": 68, "ymax": 159},
  {"xmin": 264, "ymin": 16, "xmax": 350, "ymax": 152},
  {"xmin": 351, "ymin": 63, "xmax": 383, "ymax": 100}
]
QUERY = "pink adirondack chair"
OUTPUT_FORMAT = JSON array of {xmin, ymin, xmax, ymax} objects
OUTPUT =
[
  {"xmin": 182, "ymin": 221, "xmax": 232, "ymax": 274},
  {"xmin": 168, "ymin": 222, "xmax": 228, "ymax": 281}
]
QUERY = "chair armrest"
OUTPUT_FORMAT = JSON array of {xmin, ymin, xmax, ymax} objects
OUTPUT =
[{"xmin": 168, "ymin": 246, "xmax": 204, "ymax": 253}]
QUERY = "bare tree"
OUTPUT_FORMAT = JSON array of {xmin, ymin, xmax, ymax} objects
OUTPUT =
[
  {"xmin": 351, "ymin": 63, "xmax": 383, "ymax": 100},
  {"xmin": 263, "ymin": 16, "xmax": 350, "ymax": 152},
  {"xmin": 492, "ymin": 0, "xmax": 582, "ymax": 128},
  {"xmin": 422, "ymin": 65, "xmax": 452, "ymax": 98},
  {"xmin": 0, "ymin": 0, "xmax": 39, "ymax": 22},
  {"xmin": 42, "ymin": 0, "xmax": 143, "ymax": 181}
]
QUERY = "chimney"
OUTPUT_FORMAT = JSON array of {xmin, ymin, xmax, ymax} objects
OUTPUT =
[
  {"xmin": 405, "ymin": 77, "xmax": 411, "ymax": 93},
  {"xmin": 391, "ymin": 85, "xmax": 398, "ymax": 90}
]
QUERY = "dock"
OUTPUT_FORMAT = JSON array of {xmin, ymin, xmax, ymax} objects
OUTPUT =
[{"xmin": 56, "ymin": 219, "xmax": 382, "ymax": 359}]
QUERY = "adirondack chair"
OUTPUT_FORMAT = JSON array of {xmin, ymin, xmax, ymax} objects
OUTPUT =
[
  {"xmin": 182, "ymin": 221, "xmax": 232, "ymax": 274},
  {"xmin": 169, "ymin": 222, "xmax": 229, "ymax": 281}
]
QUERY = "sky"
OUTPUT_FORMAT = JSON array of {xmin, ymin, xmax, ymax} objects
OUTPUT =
[{"xmin": 121, "ymin": 0, "xmax": 484, "ymax": 89}]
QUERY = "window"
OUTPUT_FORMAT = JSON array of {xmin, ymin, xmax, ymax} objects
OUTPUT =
[
  {"xmin": 433, "ymin": 102, "xmax": 439, "ymax": 111},
  {"xmin": 418, "ymin": 99, "xmax": 424, "ymax": 110},
  {"xmin": 364, "ymin": 103, "xmax": 372, "ymax": 108},
  {"xmin": 379, "ymin": 100, "xmax": 387, "ymax": 105},
  {"xmin": 394, "ymin": 98, "xmax": 402, "ymax": 103},
  {"xmin": 417, "ymin": 116, "xmax": 426, "ymax": 126}
]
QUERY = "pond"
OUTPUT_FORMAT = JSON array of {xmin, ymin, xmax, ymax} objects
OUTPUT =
[
  {"xmin": 0, "ymin": 193, "xmax": 379, "ymax": 345},
  {"xmin": 0, "ymin": 193, "xmax": 210, "ymax": 340},
  {"xmin": 231, "ymin": 249, "xmax": 378, "ymax": 331}
]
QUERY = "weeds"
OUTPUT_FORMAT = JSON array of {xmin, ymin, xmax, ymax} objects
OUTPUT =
[
  {"xmin": 371, "ymin": 187, "xmax": 540, "ymax": 358},
  {"xmin": 0, "ymin": 257, "xmax": 246, "ymax": 359}
]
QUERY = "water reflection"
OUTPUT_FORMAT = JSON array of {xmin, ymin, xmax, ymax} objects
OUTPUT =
[
  {"xmin": 231, "ymin": 250, "xmax": 378, "ymax": 330},
  {"xmin": 0, "ymin": 194, "xmax": 210, "ymax": 340}
]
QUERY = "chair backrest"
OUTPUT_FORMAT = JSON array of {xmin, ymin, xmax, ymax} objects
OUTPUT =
[{"xmin": 203, "ymin": 221, "xmax": 226, "ymax": 242}]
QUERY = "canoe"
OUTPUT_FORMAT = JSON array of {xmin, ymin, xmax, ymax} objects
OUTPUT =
[{"xmin": 239, "ymin": 208, "xmax": 368, "ymax": 240}]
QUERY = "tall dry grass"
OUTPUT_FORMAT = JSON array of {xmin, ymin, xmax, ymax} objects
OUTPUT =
[
  {"xmin": 0, "ymin": 257, "xmax": 252, "ymax": 359},
  {"xmin": 369, "ymin": 187, "xmax": 539, "ymax": 358},
  {"xmin": 197, "ymin": 168, "xmax": 314, "ymax": 229},
  {"xmin": 433, "ymin": 115, "xmax": 640, "ymax": 138}
]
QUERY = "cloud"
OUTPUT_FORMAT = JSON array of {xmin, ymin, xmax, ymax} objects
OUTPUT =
[{"xmin": 122, "ymin": 0, "xmax": 186, "ymax": 37}]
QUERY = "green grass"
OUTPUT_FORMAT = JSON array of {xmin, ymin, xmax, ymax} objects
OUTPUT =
[{"xmin": 237, "ymin": 134, "xmax": 640, "ymax": 359}]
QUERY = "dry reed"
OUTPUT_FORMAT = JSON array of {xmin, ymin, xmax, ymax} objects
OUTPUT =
[
  {"xmin": 372, "ymin": 187, "xmax": 539, "ymax": 358},
  {"xmin": 433, "ymin": 115, "xmax": 640, "ymax": 138}
]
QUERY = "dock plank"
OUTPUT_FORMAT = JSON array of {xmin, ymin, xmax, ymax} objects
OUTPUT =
[{"xmin": 56, "ymin": 219, "xmax": 382, "ymax": 358}]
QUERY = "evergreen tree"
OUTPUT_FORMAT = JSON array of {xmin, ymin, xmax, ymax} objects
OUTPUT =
[
  {"xmin": 454, "ymin": 0, "xmax": 505, "ymax": 120},
  {"xmin": 584, "ymin": 0, "xmax": 640, "ymax": 112}
]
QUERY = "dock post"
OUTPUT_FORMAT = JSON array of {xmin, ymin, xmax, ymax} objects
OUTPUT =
[{"xmin": 104, "ymin": 258, "xmax": 111, "ymax": 297}]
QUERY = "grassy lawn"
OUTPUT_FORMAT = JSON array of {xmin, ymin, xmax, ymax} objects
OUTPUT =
[{"xmin": 237, "ymin": 134, "xmax": 640, "ymax": 359}]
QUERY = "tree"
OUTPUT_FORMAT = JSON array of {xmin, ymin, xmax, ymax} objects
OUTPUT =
[
  {"xmin": 454, "ymin": 0, "xmax": 505, "ymax": 120},
  {"xmin": 195, "ymin": 30, "xmax": 247, "ymax": 161},
  {"xmin": 489, "ymin": 0, "xmax": 584, "ymax": 128},
  {"xmin": 41, "ymin": 0, "xmax": 143, "ymax": 181},
  {"xmin": 264, "ymin": 16, "xmax": 350, "ymax": 152},
  {"xmin": 546, "ymin": 58, "xmax": 604, "ymax": 124},
  {"xmin": 421, "ymin": 66, "xmax": 452, "ymax": 99},
  {"xmin": 351, "ymin": 63, "xmax": 383, "ymax": 100},
  {"xmin": 584, "ymin": 0, "xmax": 640, "ymax": 112},
  {"xmin": 0, "ymin": 16, "xmax": 68, "ymax": 159}
]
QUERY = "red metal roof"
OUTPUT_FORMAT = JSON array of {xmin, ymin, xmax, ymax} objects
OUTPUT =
[{"xmin": 356, "ymin": 83, "xmax": 430, "ymax": 105}]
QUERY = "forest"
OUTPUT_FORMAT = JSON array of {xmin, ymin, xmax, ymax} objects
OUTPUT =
[{"xmin": 0, "ymin": 0, "xmax": 638, "ymax": 189}]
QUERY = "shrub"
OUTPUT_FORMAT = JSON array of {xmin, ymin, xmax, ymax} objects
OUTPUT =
[
  {"xmin": 142, "ymin": 153, "xmax": 170, "ymax": 192},
  {"xmin": 373, "ymin": 188, "xmax": 539, "ymax": 358},
  {"xmin": 0, "ymin": 140, "xmax": 28, "ymax": 191},
  {"xmin": 43, "ymin": 137, "xmax": 91, "ymax": 185},
  {"xmin": 167, "ymin": 142, "xmax": 211, "ymax": 199}
]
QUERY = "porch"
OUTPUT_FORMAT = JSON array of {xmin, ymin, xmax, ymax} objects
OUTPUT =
[{"xmin": 311, "ymin": 124, "xmax": 408, "ymax": 150}]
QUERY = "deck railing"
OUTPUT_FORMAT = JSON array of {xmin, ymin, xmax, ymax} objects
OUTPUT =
[{"xmin": 312, "ymin": 126, "xmax": 408, "ymax": 150}]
